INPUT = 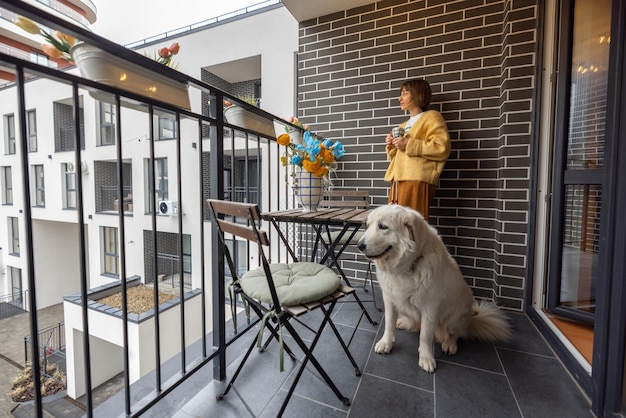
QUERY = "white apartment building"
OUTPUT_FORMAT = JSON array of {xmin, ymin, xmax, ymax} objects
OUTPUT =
[
  {"xmin": 1, "ymin": 0, "xmax": 297, "ymax": 307},
  {"xmin": 1, "ymin": 0, "xmax": 298, "ymax": 396}
]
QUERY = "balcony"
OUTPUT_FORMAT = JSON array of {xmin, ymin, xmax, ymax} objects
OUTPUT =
[
  {"xmin": 5, "ymin": 293, "xmax": 591, "ymax": 417},
  {"xmin": 0, "ymin": 2, "xmax": 594, "ymax": 417}
]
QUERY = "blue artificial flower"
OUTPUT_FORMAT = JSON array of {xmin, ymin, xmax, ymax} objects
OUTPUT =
[{"xmin": 332, "ymin": 141, "xmax": 346, "ymax": 158}]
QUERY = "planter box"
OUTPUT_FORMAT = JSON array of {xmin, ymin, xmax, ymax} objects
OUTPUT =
[
  {"xmin": 71, "ymin": 43, "xmax": 190, "ymax": 110},
  {"xmin": 224, "ymin": 105, "xmax": 275, "ymax": 137}
]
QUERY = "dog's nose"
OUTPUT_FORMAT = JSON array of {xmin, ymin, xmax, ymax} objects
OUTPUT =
[{"xmin": 357, "ymin": 239, "xmax": 365, "ymax": 252}]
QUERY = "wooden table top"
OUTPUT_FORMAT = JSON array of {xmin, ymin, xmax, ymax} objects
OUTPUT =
[{"xmin": 261, "ymin": 207, "xmax": 372, "ymax": 226}]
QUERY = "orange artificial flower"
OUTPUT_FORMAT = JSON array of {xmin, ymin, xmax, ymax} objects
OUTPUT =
[
  {"xmin": 302, "ymin": 157, "xmax": 322, "ymax": 174},
  {"xmin": 277, "ymin": 133, "xmax": 291, "ymax": 146},
  {"xmin": 41, "ymin": 43, "xmax": 64, "ymax": 59},
  {"xmin": 320, "ymin": 147, "xmax": 335, "ymax": 164},
  {"xmin": 314, "ymin": 166, "xmax": 329, "ymax": 177},
  {"xmin": 56, "ymin": 31, "xmax": 77, "ymax": 47}
]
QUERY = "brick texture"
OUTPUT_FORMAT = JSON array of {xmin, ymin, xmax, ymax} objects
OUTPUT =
[{"xmin": 297, "ymin": 0, "xmax": 538, "ymax": 310}]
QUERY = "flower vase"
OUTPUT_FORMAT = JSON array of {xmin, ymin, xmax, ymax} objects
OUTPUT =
[
  {"xmin": 288, "ymin": 130, "xmax": 303, "ymax": 145},
  {"xmin": 295, "ymin": 170, "xmax": 324, "ymax": 212},
  {"xmin": 70, "ymin": 42, "xmax": 191, "ymax": 110}
]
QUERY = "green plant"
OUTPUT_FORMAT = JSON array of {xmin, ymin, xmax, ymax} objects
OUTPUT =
[{"xmin": 223, "ymin": 95, "xmax": 260, "ymax": 109}]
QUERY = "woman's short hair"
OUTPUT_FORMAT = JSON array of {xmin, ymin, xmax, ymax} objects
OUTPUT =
[{"xmin": 401, "ymin": 79, "xmax": 432, "ymax": 110}]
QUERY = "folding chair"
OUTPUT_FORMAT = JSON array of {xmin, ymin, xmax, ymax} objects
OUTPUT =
[
  {"xmin": 319, "ymin": 189, "xmax": 379, "ymax": 312},
  {"xmin": 207, "ymin": 199, "xmax": 361, "ymax": 417}
]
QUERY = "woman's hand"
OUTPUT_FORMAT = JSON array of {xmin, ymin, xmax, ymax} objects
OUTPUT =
[
  {"xmin": 385, "ymin": 132, "xmax": 394, "ymax": 146},
  {"xmin": 392, "ymin": 136, "xmax": 408, "ymax": 151}
]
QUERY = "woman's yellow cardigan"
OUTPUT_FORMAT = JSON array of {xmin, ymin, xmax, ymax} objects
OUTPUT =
[{"xmin": 384, "ymin": 110, "xmax": 451, "ymax": 186}]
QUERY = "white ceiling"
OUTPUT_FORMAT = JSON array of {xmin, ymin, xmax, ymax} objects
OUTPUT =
[
  {"xmin": 205, "ymin": 55, "xmax": 262, "ymax": 84},
  {"xmin": 281, "ymin": 0, "xmax": 374, "ymax": 22},
  {"xmin": 203, "ymin": 1, "xmax": 373, "ymax": 83}
]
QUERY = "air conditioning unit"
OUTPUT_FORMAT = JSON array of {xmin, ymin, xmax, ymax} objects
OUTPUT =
[
  {"xmin": 158, "ymin": 200, "xmax": 178, "ymax": 216},
  {"xmin": 67, "ymin": 161, "xmax": 88, "ymax": 174}
]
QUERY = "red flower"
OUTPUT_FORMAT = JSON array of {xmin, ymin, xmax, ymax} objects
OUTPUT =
[
  {"xmin": 158, "ymin": 47, "xmax": 171, "ymax": 59},
  {"xmin": 169, "ymin": 42, "xmax": 180, "ymax": 55}
]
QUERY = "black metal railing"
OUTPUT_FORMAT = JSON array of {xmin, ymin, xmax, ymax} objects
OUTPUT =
[
  {"xmin": 1, "ymin": 1, "xmax": 303, "ymax": 416},
  {"xmin": 24, "ymin": 322, "xmax": 65, "ymax": 364},
  {"xmin": 0, "ymin": 290, "xmax": 28, "ymax": 319}
]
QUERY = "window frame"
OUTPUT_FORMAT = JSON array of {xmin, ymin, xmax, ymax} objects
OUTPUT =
[
  {"xmin": 64, "ymin": 164, "xmax": 77, "ymax": 209},
  {"xmin": 9, "ymin": 216, "xmax": 19, "ymax": 256},
  {"xmin": 145, "ymin": 157, "xmax": 168, "ymax": 213},
  {"xmin": 158, "ymin": 114, "xmax": 177, "ymax": 141},
  {"xmin": 33, "ymin": 165, "xmax": 45, "ymax": 207},
  {"xmin": 2, "ymin": 166, "xmax": 12, "ymax": 205},
  {"xmin": 98, "ymin": 102, "xmax": 116, "ymax": 146},
  {"xmin": 26, "ymin": 109, "xmax": 37, "ymax": 152},
  {"xmin": 4, "ymin": 114, "xmax": 16, "ymax": 155},
  {"xmin": 102, "ymin": 226, "xmax": 119, "ymax": 276}
]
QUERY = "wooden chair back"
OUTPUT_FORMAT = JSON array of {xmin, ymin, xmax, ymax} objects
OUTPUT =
[{"xmin": 320, "ymin": 189, "xmax": 369, "ymax": 209}]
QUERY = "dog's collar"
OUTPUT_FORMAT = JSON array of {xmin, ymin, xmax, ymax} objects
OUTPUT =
[
  {"xmin": 406, "ymin": 224, "xmax": 422, "ymax": 273},
  {"xmin": 409, "ymin": 254, "xmax": 423, "ymax": 273}
]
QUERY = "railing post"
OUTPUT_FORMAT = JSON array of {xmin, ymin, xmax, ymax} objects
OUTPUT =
[{"xmin": 211, "ymin": 92, "xmax": 227, "ymax": 381}]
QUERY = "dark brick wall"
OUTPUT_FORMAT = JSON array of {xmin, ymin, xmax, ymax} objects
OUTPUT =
[
  {"xmin": 297, "ymin": 0, "xmax": 538, "ymax": 310},
  {"xmin": 53, "ymin": 101, "xmax": 85, "ymax": 152},
  {"xmin": 143, "ymin": 230, "xmax": 190, "ymax": 282},
  {"xmin": 94, "ymin": 161, "xmax": 133, "ymax": 212}
]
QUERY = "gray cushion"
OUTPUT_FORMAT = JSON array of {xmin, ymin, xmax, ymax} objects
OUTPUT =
[
  {"xmin": 321, "ymin": 230, "xmax": 364, "ymax": 245},
  {"xmin": 239, "ymin": 262, "xmax": 340, "ymax": 306}
]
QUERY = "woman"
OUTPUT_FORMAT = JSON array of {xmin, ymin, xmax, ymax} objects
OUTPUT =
[{"xmin": 384, "ymin": 79, "xmax": 450, "ymax": 221}]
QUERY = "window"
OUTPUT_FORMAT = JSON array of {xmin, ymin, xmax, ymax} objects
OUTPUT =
[
  {"xmin": 4, "ymin": 114, "xmax": 16, "ymax": 155},
  {"xmin": 64, "ymin": 164, "xmax": 77, "ymax": 209},
  {"xmin": 9, "ymin": 217, "xmax": 19, "ymax": 255},
  {"xmin": 26, "ymin": 110, "xmax": 37, "ymax": 152},
  {"xmin": 158, "ymin": 114, "xmax": 177, "ymax": 140},
  {"xmin": 9, "ymin": 266, "xmax": 22, "ymax": 298},
  {"xmin": 29, "ymin": 51, "xmax": 49, "ymax": 66},
  {"xmin": 33, "ymin": 165, "xmax": 45, "ymax": 207},
  {"xmin": 102, "ymin": 226, "xmax": 119, "ymax": 276},
  {"xmin": 182, "ymin": 235, "xmax": 191, "ymax": 274},
  {"xmin": 99, "ymin": 102, "xmax": 116, "ymax": 146},
  {"xmin": 2, "ymin": 166, "xmax": 12, "ymax": 205},
  {"xmin": 144, "ymin": 158, "xmax": 168, "ymax": 213},
  {"xmin": 54, "ymin": 102, "xmax": 85, "ymax": 152}
]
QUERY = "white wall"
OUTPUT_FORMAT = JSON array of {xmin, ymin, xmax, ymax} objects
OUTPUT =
[
  {"xmin": 32, "ymin": 220, "xmax": 85, "ymax": 308},
  {"xmin": 64, "ymin": 292, "xmax": 205, "ymax": 398}
]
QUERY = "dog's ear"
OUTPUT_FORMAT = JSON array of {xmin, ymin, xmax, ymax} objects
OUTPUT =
[{"xmin": 402, "ymin": 207, "xmax": 424, "ymax": 255}]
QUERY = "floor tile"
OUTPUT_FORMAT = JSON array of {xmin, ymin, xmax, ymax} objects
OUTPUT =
[
  {"xmin": 348, "ymin": 373, "xmax": 434, "ymax": 418},
  {"xmin": 497, "ymin": 348, "xmax": 593, "ymax": 418},
  {"xmin": 434, "ymin": 361, "xmax": 520, "ymax": 418}
]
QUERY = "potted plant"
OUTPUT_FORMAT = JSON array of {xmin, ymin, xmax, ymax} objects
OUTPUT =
[
  {"xmin": 223, "ymin": 96, "xmax": 275, "ymax": 137},
  {"xmin": 14, "ymin": 17, "xmax": 190, "ymax": 110},
  {"xmin": 276, "ymin": 131, "xmax": 346, "ymax": 211}
]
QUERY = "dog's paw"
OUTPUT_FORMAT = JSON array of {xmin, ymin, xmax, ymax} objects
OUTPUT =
[
  {"xmin": 441, "ymin": 336, "xmax": 458, "ymax": 355},
  {"xmin": 418, "ymin": 354, "xmax": 437, "ymax": 373},
  {"xmin": 396, "ymin": 316, "xmax": 420, "ymax": 332},
  {"xmin": 374, "ymin": 339, "xmax": 393, "ymax": 354}
]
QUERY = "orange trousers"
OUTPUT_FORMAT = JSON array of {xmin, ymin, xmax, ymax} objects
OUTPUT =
[{"xmin": 388, "ymin": 180, "xmax": 436, "ymax": 221}]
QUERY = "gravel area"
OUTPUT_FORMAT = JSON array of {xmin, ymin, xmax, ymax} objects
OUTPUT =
[{"xmin": 96, "ymin": 285, "xmax": 177, "ymax": 314}]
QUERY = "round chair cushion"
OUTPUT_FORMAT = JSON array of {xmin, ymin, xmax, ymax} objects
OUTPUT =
[{"xmin": 239, "ymin": 262, "xmax": 340, "ymax": 306}]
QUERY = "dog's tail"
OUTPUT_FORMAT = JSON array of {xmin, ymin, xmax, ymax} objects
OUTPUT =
[{"xmin": 468, "ymin": 300, "xmax": 512, "ymax": 342}]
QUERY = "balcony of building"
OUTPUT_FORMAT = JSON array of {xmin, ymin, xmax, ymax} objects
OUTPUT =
[{"xmin": 0, "ymin": 1, "xmax": 598, "ymax": 417}]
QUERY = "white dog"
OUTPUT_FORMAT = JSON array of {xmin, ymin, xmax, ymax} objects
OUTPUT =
[{"xmin": 357, "ymin": 205, "xmax": 511, "ymax": 373}]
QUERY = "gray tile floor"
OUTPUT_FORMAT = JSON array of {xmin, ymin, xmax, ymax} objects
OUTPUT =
[{"xmin": 92, "ymin": 285, "xmax": 594, "ymax": 418}]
